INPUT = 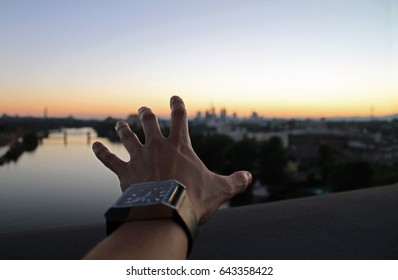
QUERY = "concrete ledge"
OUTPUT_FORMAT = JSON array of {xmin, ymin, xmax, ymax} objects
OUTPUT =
[
  {"xmin": 0, "ymin": 184, "xmax": 397, "ymax": 260},
  {"xmin": 192, "ymin": 184, "xmax": 398, "ymax": 259}
]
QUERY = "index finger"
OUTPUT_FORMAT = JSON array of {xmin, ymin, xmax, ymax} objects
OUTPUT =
[{"xmin": 169, "ymin": 96, "xmax": 189, "ymax": 142}]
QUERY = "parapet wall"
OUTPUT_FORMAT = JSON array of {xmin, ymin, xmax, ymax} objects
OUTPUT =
[
  {"xmin": 0, "ymin": 184, "xmax": 397, "ymax": 260},
  {"xmin": 191, "ymin": 184, "xmax": 398, "ymax": 259}
]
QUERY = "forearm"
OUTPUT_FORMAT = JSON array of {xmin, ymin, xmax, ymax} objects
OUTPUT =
[{"xmin": 84, "ymin": 219, "xmax": 188, "ymax": 260}]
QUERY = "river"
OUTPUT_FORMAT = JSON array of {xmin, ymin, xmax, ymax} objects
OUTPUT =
[{"xmin": 0, "ymin": 128, "xmax": 128, "ymax": 234}]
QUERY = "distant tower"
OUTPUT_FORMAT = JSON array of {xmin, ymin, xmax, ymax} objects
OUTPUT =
[
  {"xmin": 251, "ymin": 111, "xmax": 259, "ymax": 120},
  {"xmin": 44, "ymin": 107, "xmax": 48, "ymax": 119},
  {"xmin": 370, "ymin": 105, "xmax": 375, "ymax": 121},
  {"xmin": 220, "ymin": 108, "xmax": 227, "ymax": 122},
  {"xmin": 210, "ymin": 106, "xmax": 216, "ymax": 117}
]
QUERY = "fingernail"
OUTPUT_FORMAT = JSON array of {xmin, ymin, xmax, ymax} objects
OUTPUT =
[
  {"xmin": 138, "ymin": 106, "xmax": 150, "ymax": 114},
  {"xmin": 115, "ymin": 120, "xmax": 127, "ymax": 130},
  {"xmin": 170, "ymin": 95, "xmax": 183, "ymax": 105},
  {"xmin": 171, "ymin": 95, "xmax": 182, "ymax": 101},
  {"xmin": 246, "ymin": 172, "xmax": 253, "ymax": 184},
  {"xmin": 92, "ymin": 142, "xmax": 101, "ymax": 152}
]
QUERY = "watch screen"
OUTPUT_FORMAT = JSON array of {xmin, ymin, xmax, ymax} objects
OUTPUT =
[{"xmin": 114, "ymin": 180, "xmax": 178, "ymax": 207}]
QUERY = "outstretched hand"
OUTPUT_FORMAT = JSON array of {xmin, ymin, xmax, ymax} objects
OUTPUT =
[{"xmin": 92, "ymin": 96, "xmax": 252, "ymax": 224}]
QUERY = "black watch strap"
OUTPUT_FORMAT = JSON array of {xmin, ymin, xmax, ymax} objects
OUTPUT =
[{"xmin": 105, "ymin": 180, "xmax": 198, "ymax": 255}]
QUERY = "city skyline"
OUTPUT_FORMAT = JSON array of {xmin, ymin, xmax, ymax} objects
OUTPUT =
[
  {"xmin": 1, "ymin": 0, "xmax": 397, "ymax": 118},
  {"xmin": 2, "ymin": 104, "xmax": 398, "ymax": 122}
]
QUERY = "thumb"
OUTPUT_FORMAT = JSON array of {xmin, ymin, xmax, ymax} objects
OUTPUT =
[{"xmin": 227, "ymin": 170, "xmax": 253, "ymax": 195}]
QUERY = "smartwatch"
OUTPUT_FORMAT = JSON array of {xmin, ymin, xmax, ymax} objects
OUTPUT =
[{"xmin": 105, "ymin": 179, "xmax": 198, "ymax": 253}]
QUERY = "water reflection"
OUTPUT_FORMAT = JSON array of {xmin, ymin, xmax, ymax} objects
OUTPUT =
[{"xmin": 0, "ymin": 128, "xmax": 128, "ymax": 234}]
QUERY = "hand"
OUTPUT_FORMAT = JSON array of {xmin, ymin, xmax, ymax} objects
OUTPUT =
[{"xmin": 92, "ymin": 96, "xmax": 252, "ymax": 224}]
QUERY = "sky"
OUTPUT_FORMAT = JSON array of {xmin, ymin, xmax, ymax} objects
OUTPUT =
[{"xmin": 1, "ymin": 0, "xmax": 397, "ymax": 119}]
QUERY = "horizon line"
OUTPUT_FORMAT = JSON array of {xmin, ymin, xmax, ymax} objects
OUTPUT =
[{"xmin": 2, "ymin": 112, "xmax": 398, "ymax": 121}]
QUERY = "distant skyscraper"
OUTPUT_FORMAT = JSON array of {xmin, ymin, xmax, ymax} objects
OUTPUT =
[
  {"xmin": 370, "ymin": 105, "xmax": 375, "ymax": 121},
  {"xmin": 196, "ymin": 111, "xmax": 203, "ymax": 122},
  {"xmin": 220, "ymin": 108, "xmax": 227, "ymax": 122},
  {"xmin": 251, "ymin": 111, "xmax": 259, "ymax": 120}
]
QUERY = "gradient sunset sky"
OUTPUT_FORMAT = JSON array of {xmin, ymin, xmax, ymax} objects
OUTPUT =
[{"xmin": 1, "ymin": 0, "xmax": 397, "ymax": 119}]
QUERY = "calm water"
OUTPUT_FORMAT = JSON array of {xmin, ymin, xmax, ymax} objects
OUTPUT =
[{"xmin": 0, "ymin": 128, "xmax": 129, "ymax": 235}]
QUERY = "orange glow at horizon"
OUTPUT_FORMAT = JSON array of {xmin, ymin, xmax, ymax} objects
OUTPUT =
[{"xmin": 2, "ymin": 88, "xmax": 397, "ymax": 119}]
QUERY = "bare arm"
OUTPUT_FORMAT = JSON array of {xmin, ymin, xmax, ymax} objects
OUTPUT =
[
  {"xmin": 84, "ymin": 220, "xmax": 188, "ymax": 259},
  {"xmin": 84, "ymin": 96, "xmax": 252, "ymax": 259}
]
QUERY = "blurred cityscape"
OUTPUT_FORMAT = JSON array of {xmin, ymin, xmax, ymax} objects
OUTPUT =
[{"xmin": 1, "ymin": 108, "xmax": 398, "ymax": 206}]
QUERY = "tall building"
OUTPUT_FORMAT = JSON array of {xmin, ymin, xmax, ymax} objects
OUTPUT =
[
  {"xmin": 43, "ymin": 107, "xmax": 48, "ymax": 119},
  {"xmin": 220, "ymin": 108, "xmax": 227, "ymax": 122}
]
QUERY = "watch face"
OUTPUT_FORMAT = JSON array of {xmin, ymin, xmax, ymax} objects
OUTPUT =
[{"xmin": 114, "ymin": 180, "xmax": 178, "ymax": 207}]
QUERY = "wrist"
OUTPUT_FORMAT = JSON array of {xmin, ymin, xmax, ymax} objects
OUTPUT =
[{"xmin": 105, "ymin": 180, "xmax": 198, "ymax": 255}]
